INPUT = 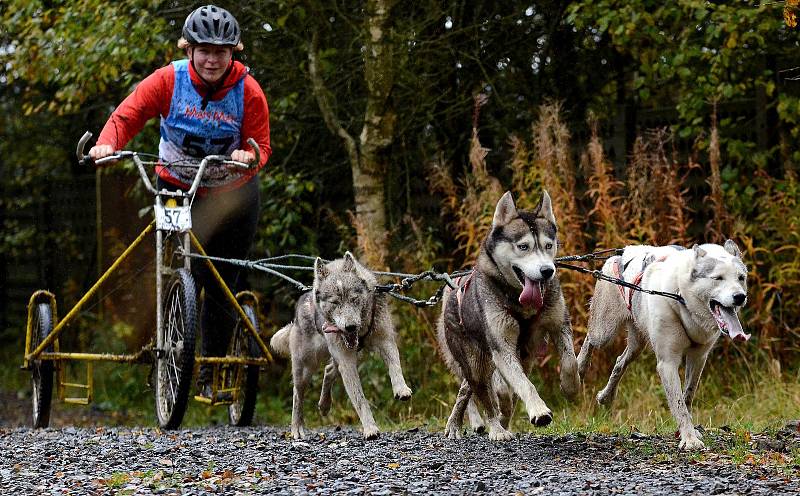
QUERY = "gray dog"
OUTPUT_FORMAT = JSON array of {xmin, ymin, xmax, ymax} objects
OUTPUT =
[
  {"xmin": 270, "ymin": 252, "xmax": 413, "ymax": 439},
  {"xmin": 437, "ymin": 191, "xmax": 580, "ymax": 441}
]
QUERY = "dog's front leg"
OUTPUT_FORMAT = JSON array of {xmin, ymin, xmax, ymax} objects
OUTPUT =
[
  {"xmin": 318, "ymin": 358, "xmax": 338, "ymax": 416},
  {"xmin": 329, "ymin": 346, "xmax": 380, "ymax": 439},
  {"xmin": 551, "ymin": 321, "xmax": 580, "ymax": 400},
  {"xmin": 371, "ymin": 327, "xmax": 413, "ymax": 401},
  {"xmin": 491, "ymin": 343, "xmax": 553, "ymax": 427},
  {"xmin": 683, "ymin": 342, "xmax": 713, "ymax": 439},
  {"xmin": 655, "ymin": 352, "xmax": 704, "ymax": 450},
  {"xmin": 445, "ymin": 380, "xmax": 472, "ymax": 439}
]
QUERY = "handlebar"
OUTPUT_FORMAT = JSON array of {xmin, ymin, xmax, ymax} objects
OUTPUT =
[{"xmin": 76, "ymin": 131, "xmax": 261, "ymax": 198}]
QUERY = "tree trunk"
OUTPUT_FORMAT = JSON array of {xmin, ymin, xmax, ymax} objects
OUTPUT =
[{"xmin": 307, "ymin": 0, "xmax": 397, "ymax": 268}]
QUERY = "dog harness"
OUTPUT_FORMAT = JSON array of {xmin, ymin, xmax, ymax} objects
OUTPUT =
[
  {"xmin": 453, "ymin": 270, "xmax": 475, "ymax": 325},
  {"xmin": 612, "ymin": 254, "xmax": 669, "ymax": 311}
]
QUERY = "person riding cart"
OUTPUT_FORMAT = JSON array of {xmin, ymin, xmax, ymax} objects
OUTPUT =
[{"xmin": 89, "ymin": 4, "xmax": 271, "ymax": 399}]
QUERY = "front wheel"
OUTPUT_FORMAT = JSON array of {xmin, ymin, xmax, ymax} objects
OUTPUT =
[
  {"xmin": 227, "ymin": 303, "xmax": 260, "ymax": 426},
  {"xmin": 30, "ymin": 302, "xmax": 55, "ymax": 428},
  {"xmin": 155, "ymin": 268, "xmax": 197, "ymax": 430}
]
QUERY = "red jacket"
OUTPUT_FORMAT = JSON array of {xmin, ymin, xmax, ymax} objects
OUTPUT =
[{"xmin": 97, "ymin": 59, "xmax": 271, "ymax": 193}]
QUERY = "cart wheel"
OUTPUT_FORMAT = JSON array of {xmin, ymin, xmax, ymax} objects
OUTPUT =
[
  {"xmin": 228, "ymin": 303, "xmax": 260, "ymax": 426},
  {"xmin": 155, "ymin": 268, "xmax": 197, "ymax": 430},
  {"xmin": 31, "ymin": 303, "xmax": 54, "ymax": 428}
]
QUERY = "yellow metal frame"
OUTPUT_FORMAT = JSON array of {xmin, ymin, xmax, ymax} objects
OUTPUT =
[{"xmin": 22, "ymin": 220, "xmax": 273, "ymax": 408}]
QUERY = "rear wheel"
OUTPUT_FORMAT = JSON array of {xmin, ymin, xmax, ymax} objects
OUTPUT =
[
  {"xmin": 227, "ymin": 303, "xmax": 260, "ymax": 426},
  {"xmin": 155, "ymin": 268, "xmax": 197, "ymax": 430},
  {"xmin": 31, "ymin": 303, "xmax": 54, "ymax": 428}
]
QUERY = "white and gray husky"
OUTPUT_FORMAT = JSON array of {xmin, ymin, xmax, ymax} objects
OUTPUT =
[
  {"xmin": 437, "ymin": 191, "xmax": 581, "ymax": 441},
  {"xmin": 270, "ymin": 252, "xmax": 413, "ymax": 440},
  {"xmin": 577, "ymin": 241, "xmax": 749, "ymax": 449}
]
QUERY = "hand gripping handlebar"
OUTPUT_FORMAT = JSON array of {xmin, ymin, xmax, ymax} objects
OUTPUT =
[{"xmin": 76, "ymin": 131, "xmax": 260, "ymax": 197}]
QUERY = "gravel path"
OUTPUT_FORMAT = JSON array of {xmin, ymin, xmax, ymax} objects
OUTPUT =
[{"xmin": 2, "ymin": 424, "xmax": 798, "ymax": 495}]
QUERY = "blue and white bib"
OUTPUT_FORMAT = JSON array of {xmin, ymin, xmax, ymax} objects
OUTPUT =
[{"xmin": 159, "ymin": 59, "xmax": 245, "ymax": 188}]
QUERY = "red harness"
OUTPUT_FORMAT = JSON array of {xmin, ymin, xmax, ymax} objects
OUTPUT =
[
  {"xmin": 613, "ymin": 255, "xmax": 668, "ymax": 311},
  {"xmin": 453, "ymin": 270, "xmax": 475, "ymax": 325}
]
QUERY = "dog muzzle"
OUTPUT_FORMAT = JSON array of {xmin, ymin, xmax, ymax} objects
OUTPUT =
[{"xmin": 323, "ymin": 322, "xmax": 359, "ymax": 349}]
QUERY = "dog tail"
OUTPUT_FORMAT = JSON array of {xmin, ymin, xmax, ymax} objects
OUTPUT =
[{"xmin": 270, "ymin": 323, "xmax": 293, "ymax": 357}]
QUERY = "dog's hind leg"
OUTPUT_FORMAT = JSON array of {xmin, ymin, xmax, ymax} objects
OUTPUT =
[
  {"xmin": 472, "ymin": 379, "xmax": 514, "ymax": 441},
  {"xmin": 465, "ymin": 398, "xmax": 485, "ymax": 433},
  {"xmin": 576, "ymin": 339, "xmax": 594, "ymax": 380},
  {"xmin": 596, "ymin": 324, "xmax": 643, "ymax": 406},
  {"xmin": 493, "ymin": 372, "xmax": 514, "ymax": 429},
  {"xmin": 318, "ymin": 358, "xmax": 338, "ymax": 416},
  {"xmin": 445, "ymin": 380, "xmax": 472, "ymax": 439},
  {"xmin": 578, "ymin": 278, "xmax": 628, "ymax": 380},
  {"xmin": 329, "ymin": 346, "xmax": 380, "ymax": 440}
]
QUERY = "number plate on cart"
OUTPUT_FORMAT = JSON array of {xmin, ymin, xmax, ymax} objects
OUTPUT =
[{"xmin": 155, "ymin": 204, "xmax": 192, "ymax": 231}]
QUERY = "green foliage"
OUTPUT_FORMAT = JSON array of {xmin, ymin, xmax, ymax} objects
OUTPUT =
[
  {"xmin": 255, "ymin": 171, "xmax": 318, "ymax": 258},
  {"xmin": 568, "ymin": 0, "xmax": 797, "ymax": 164},
  {"xmin": 1, "ymin": 0, "xmax": 173, "ymax": 115}
]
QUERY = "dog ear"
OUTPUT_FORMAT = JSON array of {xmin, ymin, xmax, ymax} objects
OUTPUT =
[
  {"xmin": 342, "ymin": 251, "xmax": 357, "ymax": 272},
  {"xmin": 692, "ymin": 244, "xmax": 707, "ymax": 259},
  {"xmin": 538, "ymin": 190, "xmax": 556, "ymax": 225},
  {"xmin": 314, "ymin": 257, "xmax": 329, "ymax": 281},
  {"xmin": 724, "ymin": 239, "xmax": 742, "ymax": 258},
  {"xmin": 492, "ymin": 191, "xmax": 517, "ymax": 227}
]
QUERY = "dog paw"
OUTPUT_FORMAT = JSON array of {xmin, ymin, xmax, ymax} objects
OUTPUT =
[
  {"xmin": 363, "ymin": 426, "xmax": 380, "ymax": 440},
  {"xmin": 528, "ymin": 404, "xmax": 553, "ymax": 427},
  {"xmin": 596, "ymin": 388, "xmax": 615, "ymax": 406},
  {"xmin": 488, "ymin": 425, "xmax": 514, "ymax": 441},
  {"xmin": 679, "ymin": 436, "xmax": 705, "ymax": 450},
  {"xmin": 469, "ymin": 418, "xmax": 486, "ymax": 434},
  {"xmin": 291, "ymin": 426, "xmax": 307, "ymax": 440},
  {"xmin": 530, "ymin": 412, "xmax": 553, "ymax": 427},
  {"xmin": 560, "ymin": 362, "xmax": 581, "ymax": 400},
  {"xmin": 394, "ymin": 385, "xmax": 413, "ymax": 401},
  {"xmin": 444, "ymin": 422, "xmax": 463, "ymax": 440}
]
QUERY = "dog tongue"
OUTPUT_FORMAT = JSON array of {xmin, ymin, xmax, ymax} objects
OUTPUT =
[
  {"xmin": 719, "ymin": 306, "xmax": 750, "ymax": 342},
  {"xmin": 519, "ymin": 277, "xmax": 544, "ymax": 310}
]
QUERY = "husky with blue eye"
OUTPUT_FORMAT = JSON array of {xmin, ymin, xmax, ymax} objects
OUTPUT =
[
  {"xmin": 577, "ymin": 241, "xmax": 749, "ymax": 450},
  {"xmin": 437, "ymin": 191, "xmax": 580, "ymax": 441}
]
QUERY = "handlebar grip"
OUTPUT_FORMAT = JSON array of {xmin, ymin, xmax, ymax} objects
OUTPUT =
[
  {"xmin": 79, "ymin": 156, "xmax": 96, "ymax": 167},
  {"xmin": 247, "ymin": 137, "xmax": 260, "ymax": 166}
]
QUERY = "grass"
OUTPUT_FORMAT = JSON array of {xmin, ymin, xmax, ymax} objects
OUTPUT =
[{"xmin": 4, "ymin": 329, "xmax": 798, "ymax": 434}]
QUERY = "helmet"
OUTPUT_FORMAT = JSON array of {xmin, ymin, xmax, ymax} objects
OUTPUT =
[{"xmin": 182, "ymin": 5, "xmax": 240, "ymax": 47}]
